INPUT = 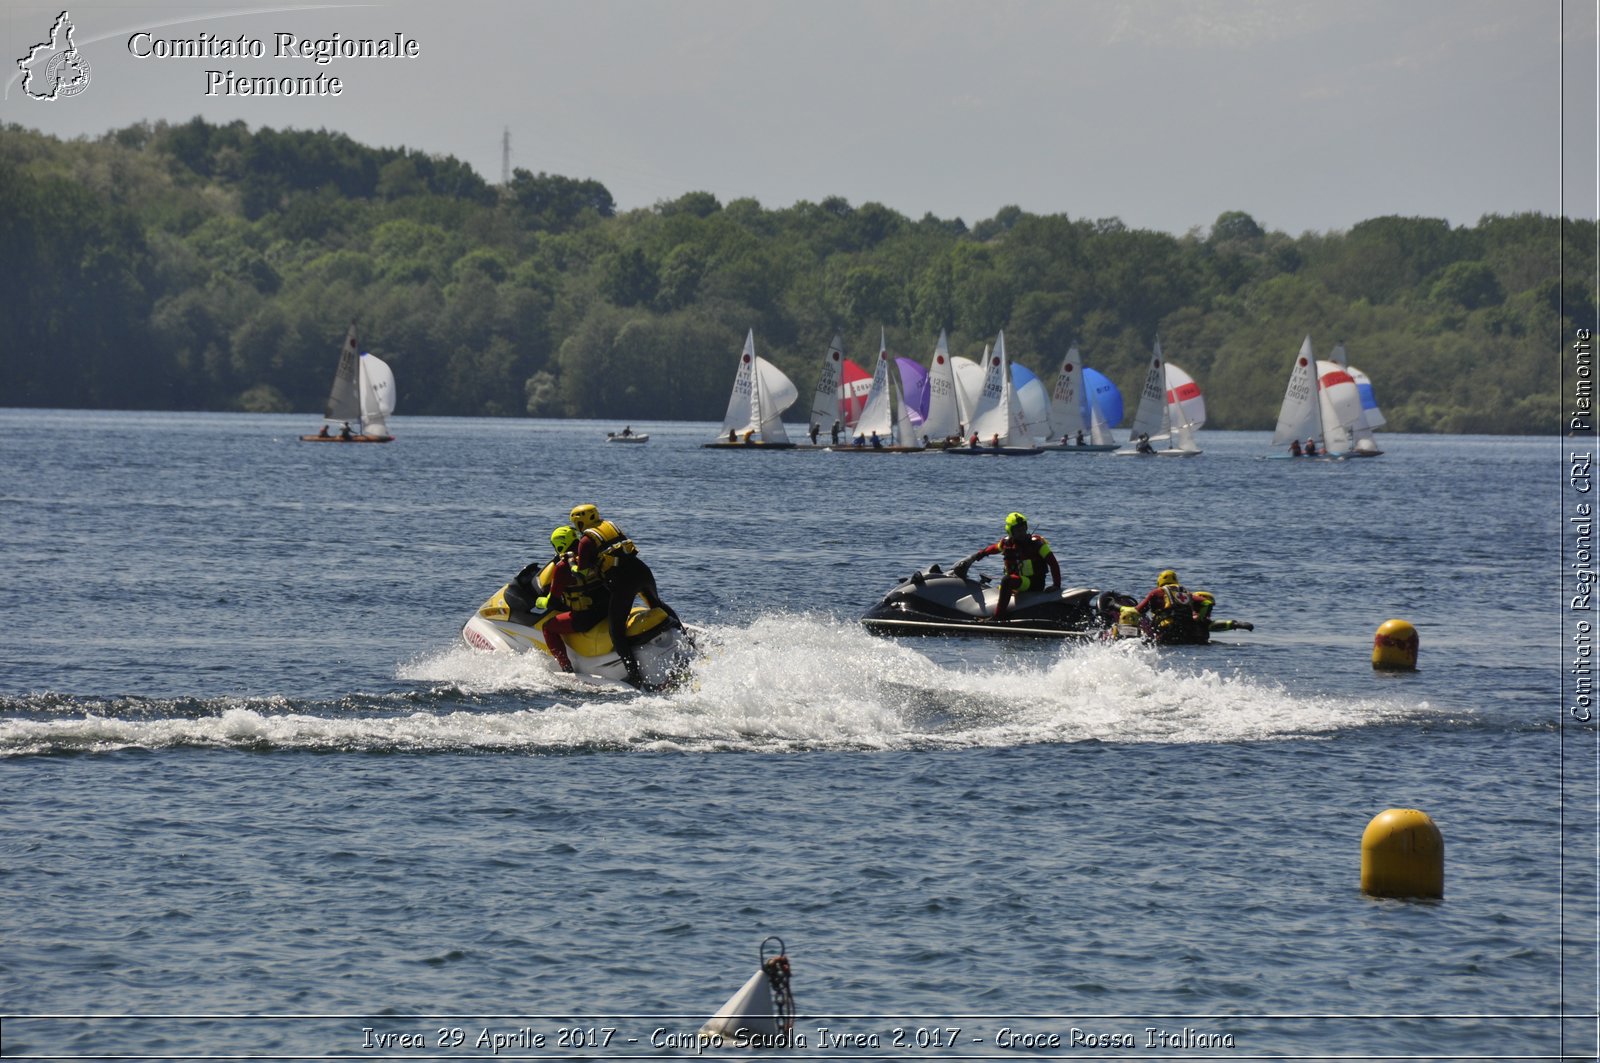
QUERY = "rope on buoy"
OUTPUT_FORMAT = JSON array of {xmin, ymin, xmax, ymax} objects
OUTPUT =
[{"xmin": 759, "ymin": 936, "xmax": 795, "ymax": 1032}]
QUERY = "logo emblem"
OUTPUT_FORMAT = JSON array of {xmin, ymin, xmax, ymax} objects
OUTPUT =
[{"xmin": 18, "ymin": 11, "xmax": 91, "ymax": 101}]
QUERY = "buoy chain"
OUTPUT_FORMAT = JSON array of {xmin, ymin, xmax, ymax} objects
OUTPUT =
[{"xmin": 762, "ymin": 955, "xmax": 796, "ymax": 1032}]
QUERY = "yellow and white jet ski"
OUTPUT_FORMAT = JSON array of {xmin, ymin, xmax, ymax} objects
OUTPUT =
[{"xmin": 461, "ymin": 580, "xmax": 695, "ymax": 690}]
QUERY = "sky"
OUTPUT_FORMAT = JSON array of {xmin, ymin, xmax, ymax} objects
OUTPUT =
[{"xmin": 3, "ymin": 0, "xmax": 1595, "ymax": 236}]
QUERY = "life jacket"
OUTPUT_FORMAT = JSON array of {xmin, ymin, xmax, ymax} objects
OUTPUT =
[
  {"xmin": 581, "ymin": 520, "xmax": 639, "ymax": 577},
  {"xmin": 1152, "ymin": 583, "xmax": 1193, "ymax": 622},
  {"xmin": 552, "ymin": 556, "xmax": 605, "ymax": 612},
  {"xmin": 1000, "ymin": 534, "xmax": 1052, "ymax": 586}
]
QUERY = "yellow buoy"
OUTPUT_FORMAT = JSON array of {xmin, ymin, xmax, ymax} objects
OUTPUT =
[
  {"xmin": 1372, "ymin": 619, "xmax": 1419, "ymax": 670},
  {"xmin": 1361, "ymin": 808, "xmax": 1443, "ymax": 898}
]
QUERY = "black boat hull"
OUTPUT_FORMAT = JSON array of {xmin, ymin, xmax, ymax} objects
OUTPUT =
[{"xmin": 861, "ymin": 568, "xmax": 1105, "ymax": 638}]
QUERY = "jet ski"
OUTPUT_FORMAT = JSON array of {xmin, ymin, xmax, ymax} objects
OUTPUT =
[
  {"xmin": 860, "ymin": 565, "xmax": 1107, "ymax": 638},
  {"xmin": 461, "ymin": 580, "xmax": 696, "ymax": 689}
]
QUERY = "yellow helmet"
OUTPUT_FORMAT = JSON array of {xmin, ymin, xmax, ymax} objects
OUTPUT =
[
  {"xmin": 550, "ymin": 525, "xmax": 577, "ymax": 553},
  {"xmin": 569, "ymin": 503, "xmax": 601, "ymax": 530},
  {"xmin": 1004, "ymin": 511, "xmax": 1028, "ymax": 534},
  {"xmin": 1192, "ymin": 590, "xmax": 1214, "ymax": 604},
  {"xmin": 1118, "ymin": 606, "xmax": 1141, "ymax": 624},
  {"xmin": 1157, "ymin": 569, "xmax": 1179, "ymax": 587}
]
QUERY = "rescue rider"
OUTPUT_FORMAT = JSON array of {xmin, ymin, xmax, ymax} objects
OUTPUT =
[
  {"xmin": 1134, "ymin": 569, "xmax": 1199, "ymax": 639},
  {"xmin": 569, "ymin": 503, "xmax": 680, "ymax": 686},
  {"xmin": 531, "ymin": 525, "xmax": 610, "ymax": 673},
  {"xmin": 1190, "ymin": 590, "xmax": 1253, "ymax": 632},
  {"xmin": 951, "ymin": 511, "xmax": 1062, "ymax": 622}
]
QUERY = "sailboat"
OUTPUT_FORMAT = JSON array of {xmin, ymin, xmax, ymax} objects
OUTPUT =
[
  {"xmin": 839, "ymin": 357, "xmax": 873, "ymax": 429},
  {"xmin": 829, "ymin": 329, "xmax": 925, "ymax": 452},
  {"xmin": 704, "ymin": 330, "xmax": 799, "ymax": 449},
  {"xmin": 806, "ymin": 333, "xmax": 847, "ymax": 446},
  {"xmin": 1330, "ymin": 342, "xmax": 1385, "ymax": 456},
  {"xmin": 1269, "ymin": 336, "xmax": 1368, "ymax": 459},
  {"xmin": 300, "ymin": 324, "xmax": 396, "ymax": 443},
  {"xmin": 1009, "ymin": 362, "xmax": 1053, "ymax": 443},
  {"xmin": 919, "ymin": 331, "xmax": 965, "ymax": 445},
  {"xmin": 1046, "ymin": 345, "xmax": 1120, "ymax": 451},
  {"xmin": 1113, "ymin": 339, "xmax": 1201, "ymax": 457},
  {"xmin": 946, "ymin": 331, "xmax": 1043, "ymax": 456}
]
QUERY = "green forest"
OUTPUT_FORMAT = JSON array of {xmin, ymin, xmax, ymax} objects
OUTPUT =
[{"xmin": 2, "ymin": 117, "xmax": 1590, "ymax": 432}]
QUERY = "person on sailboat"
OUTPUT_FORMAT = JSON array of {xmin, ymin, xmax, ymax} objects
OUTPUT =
[
  {"xmin": 1190, "ymin": 590, "xmax": 1253, "ymax": 632},
  {"xmin": 1305, "ymin": 437, "xmax": 1318, "ymax": 456},
  {"xmin": 317, "ymin": 425, "xmax": 330, "ymax": 438},
  {"xmin": 1135, "ymin": 433, "xmax": 1154, "ymax": 455},
  {"xmin": 1075, "ymin": 430, "xmax": 1086, "ymax": 447},
  {"xmin": 1133, "ymin": 570, "xmax": 1202, "ymax": 639},
  {"xmin": 809, "ymin": 423, "xmax": 821, "ymax": 446},
  {"xmin": 569, "ymin": 504, "xmax": 680, "ymax": 686},
  {"xmin": 870, "ymin": 430, "xmax": 882, "ymax": 448},
  {"xmin": 339, "ymin": 422, "xmax": 354, "ymax": 441},
  {"xmin": 831, "ymin": 420, "xmax": 843, "ymax": 445},
  {"xmin": 1289, "ymin": 439, "xmax": 1303, "ymax": 457},
  {"xmin": 951, "ymin": 512, "xmax": 1062, "ymax": 622}
]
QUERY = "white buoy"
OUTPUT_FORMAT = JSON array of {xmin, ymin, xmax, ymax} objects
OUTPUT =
[
  {"xmin": 698, "ymin": 937, "xmax": 794, "ymax": 1046},
  {"xmin": 699, "ymin": 966, "xmax": 780, "ymax": 1040}
]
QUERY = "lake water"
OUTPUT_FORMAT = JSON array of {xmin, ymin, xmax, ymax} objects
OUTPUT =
[{"xmin": 0, "ymin": 410, "xmax": 1592, "ymax": 1060}]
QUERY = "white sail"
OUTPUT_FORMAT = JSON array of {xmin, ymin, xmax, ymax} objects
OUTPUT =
[
  {"xmin": 854, "ymin": 333, "xmax": 897, "ymax": 441},
  {"xmin": 1088, "ymin": 399, "xmax": 1116, "ymax": 445},
  {"xmin": 951, "ymin": 355, "xmax": 983, "ymax": 434},
  {"xmin": 1329, "ymin": 341, "xmax": 1384, "ymax": 453},
  {"xmin": 1316, "ymin": 360, "xmax": 1365, "ymax": 456},
  {"xmin": 714, "ymin": 331, "xmax": 796, "ymax": 445},
  {"xmin": 1164, "ymin": 363, "xmax": 1205, "ymax": 431},
  {"xmin": 854, "ymin": 331, "xmax": 922, "ymax": 446},
  {"xmin": 753, "ymin": 357, "xmax": 797, "ymax": 443},
  {"xmin": 1049, "ymin": 345, "xmax": 1085, "ymax": 440},
  {"xmin": 1125, "ymin": 339, "xmax": 1172, "ymax": 443},
  {"xmin": 357, "ymin": 353, "xmax": 395, "ymax": 439},
  {"xmin": 1345, "ymin": 366, "xmax": 1386, "ymax": 427},
  {"xmin": 921, "ymin": 331, "xmax": 961, "ymax": 440},
  {"xmin": 322, "ymin": 324, "xmax": 361, "ymax": 422},
  {"xmin": 809, "ymin": 334, "xmax": 845, "ymax": 434},
  {"xmin": 1272, "ymin": 336, "xmax": 1320, "ymax": 445},
  {"xmin": 968, "ymin": 331, "xmax": 1033, "ymax": 446},
  {"xmin": 718, "ymin": 330, "xmax": 760, "ymax": 437},
  {"xmin": 1012, "ymin": 363, "xmax": 1052, "ymax": 440}
]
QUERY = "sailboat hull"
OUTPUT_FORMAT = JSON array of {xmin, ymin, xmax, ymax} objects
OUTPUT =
[
  {"xmin": 944, "ymin": 445, "xmax": 1044, "ymax": 456},
  {"xmin": 299, "ymin": 433, "xmax": 393, "ymax": 443},
  {"xmin": 701, "ymin": 440, "xmax": 797, "ymax": 450},
  {"xmin": 1046, "ymin": 442, "xmax": 1119, "ymax": 453}
]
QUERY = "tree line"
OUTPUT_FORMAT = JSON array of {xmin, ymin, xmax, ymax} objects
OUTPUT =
[{"xmin": 1, "ymin": 116, "xmax": 1589, "ymax": 433}]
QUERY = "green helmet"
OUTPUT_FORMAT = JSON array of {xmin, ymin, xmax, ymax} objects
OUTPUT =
[
  {"xmin": 550, "ymin": 525, "xmax": 577, "ymax": 553},
  {"xmin": 1005, "ymin": 511, "xmax": 1028, "ymax": 534}
]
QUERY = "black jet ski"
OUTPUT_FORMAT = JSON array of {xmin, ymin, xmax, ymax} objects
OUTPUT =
[{"xmin": 860, "ymin": 565, "xmax": 1109, "ymax": 638}]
